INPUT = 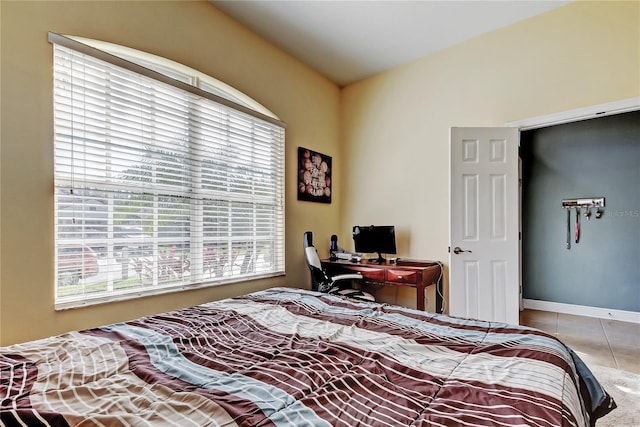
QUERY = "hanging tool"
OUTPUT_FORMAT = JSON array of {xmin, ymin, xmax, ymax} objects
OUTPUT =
[
  {"xmin": 595, "ymin": 207, "xmax": 603, "ymax": 219},
  {"xmin": 575, "ymin": 207, "xmax": 581, "ymax": 244},
  {"xmin": 566, "ymin": 208, "xmax": 571, "ymax": 250},
  {"xmin": 584, "ymin": 207, "xmax": 591, "ymax": 220}
]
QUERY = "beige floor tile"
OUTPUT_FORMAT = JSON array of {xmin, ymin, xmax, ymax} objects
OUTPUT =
[
  {"xmin": 602, "ymin": 319, "xmax": 640, "ymax": 344},
  {"xmin": 608, "ymin": 343, "xmax": 640, "ymax": 372},
  {"xmin": 607, "ymin": 336, "xmax": 640, "ymax": 355},
  {"xmin": 557, "ymin": 313, "xmax": 604, "ymax": 334},
  {"xmin": 520, "ymin": 309, "xmax": 556, "ymax": 321},
  {"xmin": 614, "ymin": 352, "xmax": 640, "ymax": 374},
  {"xmin": 557, "ymin": 332, "xmax": 610, "ymax": 353},
  {"xmin": 524, "ymin": 321, "xmax": 558, "ymax": 335},
  {"xmin": 602, "ymin": 318, "xmax": 640, "ymax": 334},
  {"xmin": 601, "ymin": 319, "xmax": 640, "ymax": 373},
  {"xmin": 520, "ymin": 309, "xmax": 557, "ymax": 333},
  {"xmin": 572, "ymin": 348, "xmax": 617, "ymax": 370},
  {"xmin": 521, "ymin": 310, "xmax": 639, "ymax": 373}
]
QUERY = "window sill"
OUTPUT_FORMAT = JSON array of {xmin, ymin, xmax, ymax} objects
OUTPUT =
[{"xmin": 54, "ymin": 272, "xmax": 285, "ymax": 311}]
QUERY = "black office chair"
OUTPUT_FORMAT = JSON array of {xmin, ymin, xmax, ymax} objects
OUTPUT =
[{"xmin": 303, "ymin": 231, "xmax": 375, "ymax": 302}]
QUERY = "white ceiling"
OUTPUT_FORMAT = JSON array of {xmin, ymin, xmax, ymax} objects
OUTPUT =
[{"xmin": 211, "ymin": 0, "xmax": 572, "ymax": 87}]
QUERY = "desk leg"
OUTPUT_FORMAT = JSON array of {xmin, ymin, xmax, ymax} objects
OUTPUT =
[
  {"xmin": 416, "ymin": 284, "xmax": 425, "ymax": 311},
  {"xmin": 418, "ymin": 281, "xmax": 443, "ymax": 313}
]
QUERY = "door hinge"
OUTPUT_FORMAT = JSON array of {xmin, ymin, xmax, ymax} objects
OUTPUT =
[{"xmin": 448, "ymin": 246, "xmax": 451, "ymax": 253}]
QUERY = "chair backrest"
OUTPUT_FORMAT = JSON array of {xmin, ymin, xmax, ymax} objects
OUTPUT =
[
  {"xmin": 303, "ymin": 231, "xmax": 331, "ymax": 292},
  {"xmin": 303, "ymin": 232, "xmax": 321, "ymax": 268},
  {"xmin": 305, "ymin": 246, "xmax": 321, "ymax": 269}
]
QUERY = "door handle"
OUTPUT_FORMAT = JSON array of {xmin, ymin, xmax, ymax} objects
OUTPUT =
[{"xmin": 453, "ymin": 246, "xmax": 472, "ymax": 255}]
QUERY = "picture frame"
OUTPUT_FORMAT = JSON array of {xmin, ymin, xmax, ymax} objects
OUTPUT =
[{"xmin": 297, "ymin": 147, "xmax": 332, "ymax": 203}]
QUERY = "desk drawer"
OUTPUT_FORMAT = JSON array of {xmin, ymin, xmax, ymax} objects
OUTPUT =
[
  {"xmin": 386, "ymin": 269, "xmax": 419, "ymax": 284},
  {"xmin": 346, "ymin": 266, "xmax": 385, "ymax": 282}
]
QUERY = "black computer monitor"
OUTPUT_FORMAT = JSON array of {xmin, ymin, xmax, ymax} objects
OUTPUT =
[{"xmin": 352, "ymin": 225, "xmax": 397, "ymax": 263}]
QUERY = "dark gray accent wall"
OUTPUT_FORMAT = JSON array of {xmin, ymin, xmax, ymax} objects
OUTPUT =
[{"xmin": 521, "ymin": 111, "xmax": 639, "ymax": 312}]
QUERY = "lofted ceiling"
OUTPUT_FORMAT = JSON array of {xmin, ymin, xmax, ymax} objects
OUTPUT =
[{"xmin": 210, "ymin": 1, "xmax": 573, "ymax": 87}]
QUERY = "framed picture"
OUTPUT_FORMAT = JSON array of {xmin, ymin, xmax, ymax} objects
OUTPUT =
[{"xmin": 298, "ymin": 147, "xmax": 332, "ymax": 203}]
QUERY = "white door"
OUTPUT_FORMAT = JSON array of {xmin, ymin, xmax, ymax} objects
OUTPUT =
[{"xmin": 449, "ymin": 127, "xmax": 520, "ymax": 324}]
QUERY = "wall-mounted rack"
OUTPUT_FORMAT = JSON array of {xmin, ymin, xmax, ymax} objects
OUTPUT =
[
  {"xmin": 561, "ymin": 197, "xmax": 605, "ymax": 209},
  {"xmin": 561, "ymin": 197, "xmax": 605, "ymax": 250}
]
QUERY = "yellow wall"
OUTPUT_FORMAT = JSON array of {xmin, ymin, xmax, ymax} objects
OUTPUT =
[
  {"xmin": 339, "ymin": 0, "xmax": 639, "ymax": 309},
  {"xmin": 0, "ymin": 0, "xmax": 342, "ymax": 345}
]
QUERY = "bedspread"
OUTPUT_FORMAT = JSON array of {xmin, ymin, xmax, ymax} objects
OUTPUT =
[{"xmin": 1, "ymin": 287, "xmax": 615, "ymax": 426}]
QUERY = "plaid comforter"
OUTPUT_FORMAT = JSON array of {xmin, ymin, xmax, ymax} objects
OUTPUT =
[{"xmin": 0, "ymin": 287, "xmax": 615, "ymax": 426}]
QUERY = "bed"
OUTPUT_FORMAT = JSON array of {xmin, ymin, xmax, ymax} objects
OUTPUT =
[{"xmin": 1, "ymin": 287, "xmax": 615, "ymax": 426}]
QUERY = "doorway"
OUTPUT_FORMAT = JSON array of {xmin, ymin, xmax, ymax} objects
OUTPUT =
[
  {"xmin": 448, "ymin": 98, "xmax": 640, "ymax": 324},
  {"xmin": 520, "ymin": 110, "xmax": 640, "ymax": 316}
]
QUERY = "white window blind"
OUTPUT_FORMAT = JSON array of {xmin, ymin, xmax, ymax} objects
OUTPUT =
[{"xmin": 51, "ymin": 34, "xmax": 286, "ymax": 309}]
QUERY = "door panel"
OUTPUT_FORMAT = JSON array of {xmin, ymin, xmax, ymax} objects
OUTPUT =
[
  {"xmin": 450, "ymin": 127, "xmax": 519, "ymax": 324},
  {"xmin": 463, "ymin": 260, "xmax": 480, "ymax": 319},
  {"xmin": 463, "ymin": 175, "xmax": 478, "ymax": 240},
  {"xmin": 491, "ymin": 174, "xmax": 507, "ymax": 239}
]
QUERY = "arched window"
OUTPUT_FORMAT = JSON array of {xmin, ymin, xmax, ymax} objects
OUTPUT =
[
  {"xmin": 50, "ymin": 33, "xmax": 286, "ymax": 309},
  {"xmin": 67, "ymin": 35, "xmax": 278, "ymax": 119}
]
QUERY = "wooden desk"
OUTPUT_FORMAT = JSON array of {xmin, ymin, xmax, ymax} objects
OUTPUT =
[{"xmin": 321, "ymin": 259, "xmax": 443, "ymax": 313}]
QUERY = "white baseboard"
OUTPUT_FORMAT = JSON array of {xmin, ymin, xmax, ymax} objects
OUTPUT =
[{"xmin": 523, "ymin": 299, "xmax": 640, "ymax": 324}]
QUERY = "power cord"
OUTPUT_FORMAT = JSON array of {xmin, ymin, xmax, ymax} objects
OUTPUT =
[
  {"xmin": 421, "ymin": 260, "xmax": 446, "ymax": 314},
  {"xmin": 434, "ymin": 261, "xmax": 446, "ymax": 314}
]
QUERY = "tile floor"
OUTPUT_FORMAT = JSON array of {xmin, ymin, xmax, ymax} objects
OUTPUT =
[{"xmin": 520, "ymin": 309, "xmax": 640, "ymax": 374}]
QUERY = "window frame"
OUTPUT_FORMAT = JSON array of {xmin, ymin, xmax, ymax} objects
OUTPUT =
[{"xmin": 50, "ymin": 33, "xmax": 286, "ymax": 310}]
